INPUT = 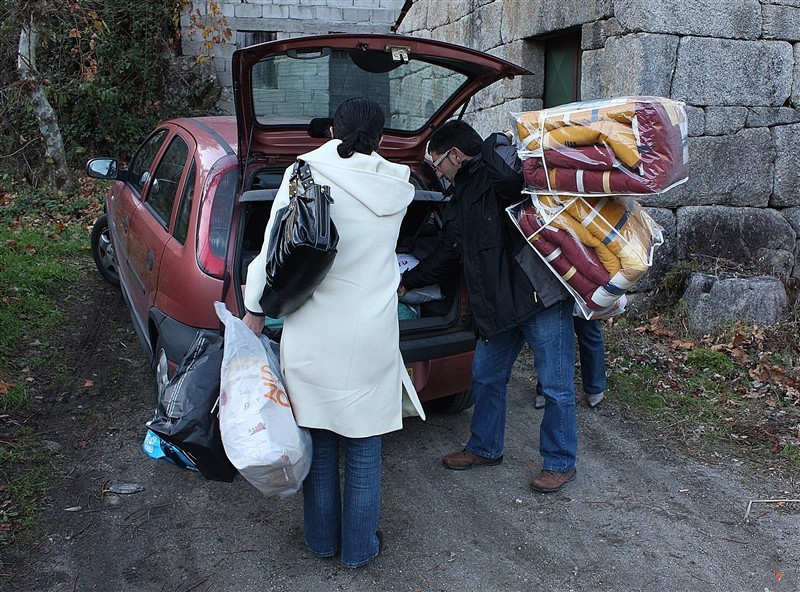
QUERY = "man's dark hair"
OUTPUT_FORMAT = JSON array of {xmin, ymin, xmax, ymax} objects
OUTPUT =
[
  {"xmin": 428, "ymin": 120, "xmax": 483, "ymax": 157},
  {"xmin": 333, "ymin": 97, "xmax": 385, "ymax": 158}
]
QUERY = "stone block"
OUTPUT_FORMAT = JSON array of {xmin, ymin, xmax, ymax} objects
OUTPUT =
[
  {"xmin": 341, "ymin": 7, "xmax": 372, "ymax": 22},
  {"xmin": 685, "ymin": 105, "xmax": 705, "ymax": 137},
  {"xmin": 794, "ymin": 44, "xmax": 800, "ymax": 108},
  {"xmin": 762, "ymin": 4, "xmax": 800, "ymax": 41},
  {"xmin": 683, "ymin": 273, "xmax": 788, "ymax": 335},
  {"xmin": 474, "ymin": 1, "xmax": 503, "ymax": 50},
  {"xmin": 704, "ymin": 107, "xmax": 748, "ymax": 136},
  {"xmin": 500, "ymin": 0, "xmax": 613, "ymax": 41},
  {"xmin": 426, "ymin": 0, "xmax": 454, "ymax": 28},
  {"xmin": 640, "ymin": 129, "xmax": 773, "ymax": 208},
  {"xmin": 314, "ymin": 6, "xmax": 344, "ymax": 22},
  {"xmin": 635, "ymin": 207, "xmax": 676, "ymax": 292},
  {"xmin": 580, "ymin": 34, "xmax": 678, "ymax": 99},
  {"xmin": 262, "ymin": 4, "xmax": 289, "ymax": 18},
  {"xmin": 772, "ymin": 123, "xmax": 800, "ymax": 207},
  {"xmin": 476, "ymin": 44, "xmax": 540, "ymax": 105},
  {"xmin": 676, "ymin": 206, "xmax": 795, "ymax": 278},
  {"xmin": 234, "ymin": 3, "xmax": 262, "ymax": 18},
  {"xmin": 581, "ymin": 18, "xmax": 623, "ymax": 50},
  {"xmin": 614, "ymin": 0, "xmax": 761, "ymax": 39},
  {"xmin": 746, "ymin": 107, "xmax": 800, "ymax": 127},
  {"xmin": 397, "ymin": 2, "xmax": 427, "ymax": 33},
  {"xmin": 673, "ymin": 37, "xmax": 793, "ymax": 106},
  {"xmin": 783, "ymin": 206, "xmax": 800, "ymax": 234},
  {"xmin": 782, "ymin": 207, "xmax": 800, "ymax": 277}
]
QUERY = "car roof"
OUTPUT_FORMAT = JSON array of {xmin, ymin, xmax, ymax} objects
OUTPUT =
[{"xmin": 232, "ymin": 34, "xmax": 532, "ymax": 166}]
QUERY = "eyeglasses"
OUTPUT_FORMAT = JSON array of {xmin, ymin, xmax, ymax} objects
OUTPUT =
[{"xmin": 430, "ymin": 148, "xmax": 452, "ymax": 170}]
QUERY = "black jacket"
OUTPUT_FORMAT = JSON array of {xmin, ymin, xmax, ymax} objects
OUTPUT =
[{"xmin": 402, "ymin": 133, "xmax": 568, "ymax": 339}]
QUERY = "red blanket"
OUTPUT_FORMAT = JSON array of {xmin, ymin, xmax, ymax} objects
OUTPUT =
[
  {"xmin": 509, "ymin": 195, "xmax": 663, "ymax": 315},
  {"xmin": 515, "ymin": 97, "xmax": 688, "ymax": 195}
]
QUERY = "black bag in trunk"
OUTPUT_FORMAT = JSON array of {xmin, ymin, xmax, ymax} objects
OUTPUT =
[
  {"xmin": 260, "ymin": 159, "xmax": 339, "ymax": 318},
  {"xmin": 145, "ymin": 330, "xmax": 237, "ymax": 482}
]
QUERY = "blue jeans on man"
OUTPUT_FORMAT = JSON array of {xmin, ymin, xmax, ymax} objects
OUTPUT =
[
  {"xmin": 465, "ymin": 298, "xmax": 578, "ymax": 473},
  {"xmin": 536, "ymin": 317, "xmax": 606, "ymax": 408}
]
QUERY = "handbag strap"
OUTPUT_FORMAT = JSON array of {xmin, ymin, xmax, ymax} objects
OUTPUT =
[{"xmin": 294, "ymin": 159, "xmax": 315, "ymax": 192}]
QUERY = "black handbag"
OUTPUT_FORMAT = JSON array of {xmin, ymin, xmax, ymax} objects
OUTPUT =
[
  {"xmin": 145, "ymin": 331, "xmax": 238, "ymax": 482},
  {"xmin": 260, "ymin": 159, "xmax": 339, "ymax": 318}
]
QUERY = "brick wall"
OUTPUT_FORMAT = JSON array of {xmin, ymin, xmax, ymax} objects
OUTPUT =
[{"xmin": 181, "ymin": 0, "xmax": 406, "ymax": 114}]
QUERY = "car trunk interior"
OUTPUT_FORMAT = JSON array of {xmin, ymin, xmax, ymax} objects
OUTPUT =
[{"xmin": 235, "ymin": 165, "xmax": 465, "ymax": 338}]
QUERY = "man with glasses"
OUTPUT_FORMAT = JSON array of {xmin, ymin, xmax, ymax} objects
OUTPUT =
[{"xmin": 399, "ymin": 120, "xmax": 579, "ymax": 493}]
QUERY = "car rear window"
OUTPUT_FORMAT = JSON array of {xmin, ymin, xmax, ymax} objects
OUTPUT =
[{"xmin": 251, "ymin": 49, "xmax": 467, "ymax": 132}]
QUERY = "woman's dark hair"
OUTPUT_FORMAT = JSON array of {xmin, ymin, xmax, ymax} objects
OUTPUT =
[{"xmin": 333, "ymin": 97, "xmax": 385, "ymax": 158}]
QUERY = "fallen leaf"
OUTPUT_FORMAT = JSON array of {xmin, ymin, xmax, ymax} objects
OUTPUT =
[
  {"xmin": 83, "ymin": 379, "xmax": 94, "ymax": 387},
  {"xmin": 776, "ymin": 572, "xmax": 783, "ymax": 581},
  {"xmin": 0, "ymin": 381, "xmax": 11, "ymax": 395}
]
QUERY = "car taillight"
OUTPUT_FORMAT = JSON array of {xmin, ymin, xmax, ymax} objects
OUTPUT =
[{"xmin": 197, "ymin": 167, "xmax": 237, "ymax": 279}]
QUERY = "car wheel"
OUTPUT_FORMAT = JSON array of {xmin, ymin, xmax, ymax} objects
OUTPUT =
[
  {"xmin": 423, "ymin": 390, "xmax": 474, "ymax": 414},
  {"xmin": 90, "ymin": 214, "xmax": 120, "ymax": 286},
  {"xmin": 153, "ymin": 337, "xmax": 171, "ymax": 399}
]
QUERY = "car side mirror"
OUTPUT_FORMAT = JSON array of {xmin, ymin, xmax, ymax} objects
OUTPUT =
[{"xmin": 86, "ymin": 157, "xmax": 128, "ymax": 181}]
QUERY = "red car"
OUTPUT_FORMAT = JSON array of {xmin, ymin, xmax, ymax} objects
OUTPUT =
[{"xmin": 86, "ymin": 34, "xmax": 531, "ymax": 412}]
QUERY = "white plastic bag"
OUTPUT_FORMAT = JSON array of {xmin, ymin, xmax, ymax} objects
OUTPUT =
[
  {"xmin": 396, "ymin": 253, "xmax": 445, "ymax": 304},
  {"xmin": 214, "ymin": 302, "xmax": 312, "ymax": 497}
]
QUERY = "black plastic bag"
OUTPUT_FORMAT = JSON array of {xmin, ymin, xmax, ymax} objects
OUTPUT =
[
  {"xmin": 146, "ymin": 330, "xmax": 237, "ymax": 482},
  {"xmin": 260, "ymin": 159, "xmax": 339, "ymax": 318}
]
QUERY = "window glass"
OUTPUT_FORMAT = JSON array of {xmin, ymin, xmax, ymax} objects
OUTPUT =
[
  {"xmin": 173, "ymin": 159, "xmax": 196, "ymax": 244},
  {"xmin": 251, "ymin": 50, "xmax": 467, "ymax": 132},
  {"xmin": 128, "ymin": 129, "xmax": 169, "ymax": 195},
  {"xmin": 147, "ymin": 136, "xmax": 190, "ymax": 228},
  {"xmin": 544, "ymin": 31, "xmax": 581, "ymax": 108}
]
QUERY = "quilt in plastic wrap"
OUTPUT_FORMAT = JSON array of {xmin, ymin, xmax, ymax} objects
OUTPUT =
[
  {"xmin": 513, "ymin": 96, "xmax": 688, "ymax": 195},
  {"xmin": 508, "ymin": 194, "xmax": 663, "ymax": 318}
]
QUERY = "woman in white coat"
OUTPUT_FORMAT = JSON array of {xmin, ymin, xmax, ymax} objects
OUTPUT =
[{"xmin": 243, "ymin": 97, "xmax": 424, "ymax": 568}]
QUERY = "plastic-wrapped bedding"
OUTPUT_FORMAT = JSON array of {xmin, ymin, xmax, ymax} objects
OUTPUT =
[
  {"xmin": 513, "ymin": 96, "xmax": 689, "ymax": 195},
  {"xmin": 508, "ymin": 194, "xmax": 664, "ymax": 318}
]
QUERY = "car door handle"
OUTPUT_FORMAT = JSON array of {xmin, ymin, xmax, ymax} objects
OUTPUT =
[{"xmin": 146, "ymin": 250, "xmax": 154, "ymax": 271}]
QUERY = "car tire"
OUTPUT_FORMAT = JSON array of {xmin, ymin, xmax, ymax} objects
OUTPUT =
[
  {"xmin": 90, "ymin": 214, "xmax": 120, "ymax": 287},
  {"xmin": 153, "ymin": 337, "xmax": 171, "ymax": 399},
  {"xmin": 423, "ymin": 389, "xmax": 474, "ymax": 414}
]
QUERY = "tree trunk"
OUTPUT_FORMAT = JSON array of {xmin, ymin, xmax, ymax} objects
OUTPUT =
[{"xmin": 17, "ymin": 3, "xmax": 73, "ymax": 192}]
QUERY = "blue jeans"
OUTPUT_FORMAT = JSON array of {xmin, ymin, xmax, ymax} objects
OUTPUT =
[
  {"xmin": 303, "ymin": 429, "xmax": 382, "ymax": 568},
  {"xmin": 536, "ymin": 317, "xmax": 606, "ymax": 397},
  {"xmin": 467, "ymin": 299, "xmax": 577, "ymax": 472}
]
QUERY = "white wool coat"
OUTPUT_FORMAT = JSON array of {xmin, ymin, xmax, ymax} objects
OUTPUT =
[{"xmin": 244, "ymin": 140, "xmax": 425, "ymax": 438}]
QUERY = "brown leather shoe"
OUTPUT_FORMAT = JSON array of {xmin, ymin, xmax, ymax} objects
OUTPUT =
[
  {"xmin": 530, "ymin": 468, "xmax": 577, "ymax": 493},
  {"xmin": 442, "ymin": 449, "xmax": 503, "ymax": 470}
]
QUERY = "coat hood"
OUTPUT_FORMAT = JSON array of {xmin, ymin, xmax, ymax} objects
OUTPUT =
[{"xmin": 300, "ymin": 140, "xmax": 414, "ymax": 217}]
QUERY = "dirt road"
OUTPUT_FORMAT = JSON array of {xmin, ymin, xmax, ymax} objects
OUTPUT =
[{"xmin": 6, "ymin": 277, "xmax": 798, "ymax": 592}]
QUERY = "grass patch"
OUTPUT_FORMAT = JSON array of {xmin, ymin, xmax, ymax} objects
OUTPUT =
[
  {"xmin": 0, "ymin": 178, "xmax": 103, "ymax": 550},
  {"xmin": 0, "ymin": 226, "xmax": 87, "ymax": 409},
  {"xmin": 604, "ymin": 311, "xmax": 800, "ymax": 467},
  {"xmin": 0, "ymin": 427, "xmax": 64, "ymax": 548}
]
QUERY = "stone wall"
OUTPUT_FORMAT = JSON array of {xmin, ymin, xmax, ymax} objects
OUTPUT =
[
  {"xmin": 180, "ymin": 0, "xmax": 406, "ymax": 114},
  {"xmin": 397, "ymin": 0, "xmax": 800, "ymax": 283}
]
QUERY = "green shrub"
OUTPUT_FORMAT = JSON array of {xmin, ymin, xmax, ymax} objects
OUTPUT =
[{"xmin": 0, "ymin": 0, "xmax": 209, "ymax": 181}]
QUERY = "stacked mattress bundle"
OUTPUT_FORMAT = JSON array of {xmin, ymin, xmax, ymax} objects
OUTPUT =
[{"xmin": 508, "ymin": 96, "xmax": 686, "ymax": 318}]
